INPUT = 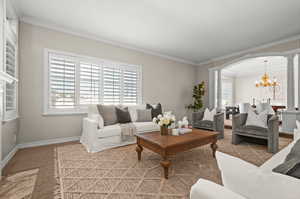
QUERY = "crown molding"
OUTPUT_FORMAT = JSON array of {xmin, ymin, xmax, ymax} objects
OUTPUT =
[
  {"xmin": 20, "ymin": 16, "xmax": 197, "ymax": 66},
  {"xmin": 197, "ymin": 34, "xmax": 300, "ymax": 66}
]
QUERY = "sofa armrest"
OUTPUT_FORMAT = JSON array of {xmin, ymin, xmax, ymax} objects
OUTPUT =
[
  {"xmin": 190, "ymin": 179, "xmax": 246, "ymax": 199},
  {"xmin": 80, "ymin": 118, "xmax": 99, "ymax": 153}
]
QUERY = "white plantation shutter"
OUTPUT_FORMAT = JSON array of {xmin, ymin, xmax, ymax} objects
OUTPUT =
[
  {"xmin": 103, "ymin": 65, "xmax": 121, "ymax": 104},
  {"xmin": 79, "ymin": 62, "xmax": 101, "ymax": 104},
  {"xmin": 44, "ymin": 50, "xmax": 142, "ymax": 113},
  {"xmin": 6, "ymin": 40, "xmax": 16, "ymax": 77},
  {"xmin": 123, "ymin": 66, "xmax": 140, "ymax": 105},
  {"xmin": 5, "ymin": 40, "xmax": 16, "ymax": 112},
  {"xmin": 6, "ymin": 82, "xmax": 16, "ymax": 111},
  {"xmin": 48, "ymin": 53, "xmax": 76, "ymax": 109}
]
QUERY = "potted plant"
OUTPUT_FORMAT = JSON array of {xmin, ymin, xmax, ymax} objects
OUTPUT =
[
  {"xmin": 186, "ymin": 81, "xmax": 205, "ymax": 112},
  {"xmin": 152, "ymin": 112, "xmax": 175, "ymax": 135}
]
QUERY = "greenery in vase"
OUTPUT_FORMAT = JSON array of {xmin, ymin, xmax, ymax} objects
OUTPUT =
[{"xmin": 186, "ymin": 81, "xmax": 205, "ymax": 112}]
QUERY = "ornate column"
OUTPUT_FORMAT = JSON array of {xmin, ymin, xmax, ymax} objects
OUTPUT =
[
  {"xmin": 281, "ymin": 54, "xmax": 298, "ymax": 134},
  {"xmin": 287, "ymin": 54, "xmax": 295, "ymax": 110},
  {"xmin": 217, "ymin": 69, "xmax": 222, "ymax": 110},
  {"xmin": 208, "ymin": 69, "xmax": 215, "ymax": 109}
]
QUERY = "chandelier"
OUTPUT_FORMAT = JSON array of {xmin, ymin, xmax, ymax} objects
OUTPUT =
[
  {"xmin": 255, "ymin": 60, "xmax": 279, "ymax": 88},
  {"xmin": 255, "ymin": 60, "xmax": 280, "ymax": 100}
]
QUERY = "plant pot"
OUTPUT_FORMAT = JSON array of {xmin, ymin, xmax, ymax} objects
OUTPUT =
[{"xmin": 160, "ymin": 126, "xmax": 169, "ymax": 136}]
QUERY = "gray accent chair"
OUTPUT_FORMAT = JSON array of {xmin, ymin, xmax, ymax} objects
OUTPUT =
[
  {"xmin": 232, "ymin": 113, "xmax": 279, "ymax": 153},
  {"xmin": 192, "ymin": 111, "xmax": 224, "ymax": 139}
]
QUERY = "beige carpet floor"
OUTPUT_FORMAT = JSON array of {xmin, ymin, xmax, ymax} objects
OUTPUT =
[
  {"xmin": 3, "ymin": 130, "xmax": 291, "ymax": 199},
  {"xmin": 57, "ymin": 131, "xmax": 291, "ymax": 199}
]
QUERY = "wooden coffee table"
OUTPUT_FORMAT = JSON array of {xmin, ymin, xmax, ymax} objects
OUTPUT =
[{"xmin": 135, "ymin": 128, "xmax": 218, "ymax": 179}]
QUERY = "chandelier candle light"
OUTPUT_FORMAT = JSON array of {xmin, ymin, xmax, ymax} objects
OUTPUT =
[{"xmin": 255, "ymin": 60, "xmax": 280, "ymax": 100}]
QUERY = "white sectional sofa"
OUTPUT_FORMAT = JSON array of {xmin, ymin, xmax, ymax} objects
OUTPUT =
[
  {"xmin": 80, "ymin": 104, "xmax": 160, "ymax": 153},
  {"xmin": 190, "ymin": 130, "xmax": 300, "ymax": 199}
]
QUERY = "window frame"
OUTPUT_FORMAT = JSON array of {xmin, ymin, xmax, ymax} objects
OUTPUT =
[{"xmin": 43, "ymin": 49, "xmax": 142, "ymax": 115}]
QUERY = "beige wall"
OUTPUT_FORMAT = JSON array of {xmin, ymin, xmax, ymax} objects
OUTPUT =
[
  {"xmin": 18, "ymin": 22, "xmax": 196, "ymax": 144},
  {"xmin": 197, "ymin": 39, "xmax": 300, "ymax": 107}
]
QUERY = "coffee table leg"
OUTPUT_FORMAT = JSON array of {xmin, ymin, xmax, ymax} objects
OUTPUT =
[
  {"xmin": 136, "ymin": 145, "xmax": 143, "ymax": 161},
  {"xmin": 210, "ymin": 141, "xmax": 218, "ymax": 158},
  {"xmin": 160, "ymin": 157, "xmax": 171, "ymax": 179}
]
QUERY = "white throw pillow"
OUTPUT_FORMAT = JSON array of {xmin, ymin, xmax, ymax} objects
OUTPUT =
[
  {"xmin": 203, "ymin": 108, "xmax": 216, "ymax": 121},
  {"xmin": 256, "ymin": 103, "xmax": 275, "ymax": 115},
  {"xmin": 246, "ymin": 108, "xmax": 268, "ymax": 128},
  {"xmin": 216, "ymin": 152, "xmax": 300, "ymax": 199}
]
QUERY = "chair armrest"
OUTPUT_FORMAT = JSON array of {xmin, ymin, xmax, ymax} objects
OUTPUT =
[
  {"xmin": 190, "ymin": 179, "xmax": 246, "ymax": 199},
  {"xmin": 232, "ymin": 114, "xmax": 241, "ymax": 130},
  {"xmin": 267, "ymin": 115, "xmax": 279, "ymax": 133},
  {"xmin": 214, "ymin": 112, "xmax": 224, "ymax": 121},
  {"xmin": 80, "ymin": 118, "xmax": 99, "ymax": 153},
  {"xmin": 214, "ymin": 112, "xmax": 224, "ymax": 131}
]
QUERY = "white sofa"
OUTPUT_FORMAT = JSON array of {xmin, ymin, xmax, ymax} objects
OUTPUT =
[
  {"xmin": 80, "ymin": 104, "xmax": 160, "ymax": 153},
  {"xmin": 190, "ymin": 130, "xmax": 300, "ymax": 199}
]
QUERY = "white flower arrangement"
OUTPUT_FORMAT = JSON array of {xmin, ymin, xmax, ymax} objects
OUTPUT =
[{"xmin": 152, "ymin": 112, "xmax": 176, "ymax": 127}]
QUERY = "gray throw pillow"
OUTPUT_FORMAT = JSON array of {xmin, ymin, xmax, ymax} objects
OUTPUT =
[
  {"xmin": 116, "ymin": 107, "xmax": 132, "ymax": 123},
  {"xmin": 146, "ymin": 103, "xmax": 162, "ymax": 118},
  {"xmin": 97, "ymin": 105, "xmax": 118, "ymax": 126},
  {"xmin": 136, "ymin": 109, "xmax": 152, "ymax": 122},
  {"xmin": 273, "ymin": 139, "xmax": 300, "ymax": 179}
]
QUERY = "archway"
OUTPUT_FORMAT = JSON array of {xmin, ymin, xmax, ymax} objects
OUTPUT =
[{"xmin": 207, "ymin": 50, "xmax": 300, "ymax": 133}]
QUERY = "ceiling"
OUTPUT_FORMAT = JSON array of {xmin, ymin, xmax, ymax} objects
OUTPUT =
[
  {"xmin": 222, "ymin": 56, "xmax": 290, "ymax": 77},
  {"xmin": 13, "ymin": 0, "xmax": 300, "ymax": 64}
]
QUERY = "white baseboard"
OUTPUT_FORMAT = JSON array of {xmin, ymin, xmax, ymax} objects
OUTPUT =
[
  {"xmin": 18, "ymin": 136, "xmax": 80, "ymax": 149},
  {"xmin": 1, "ymin": 136, "xmax": 81, "ymax": 169},
  {"xmin": 1, "ymin": 145, "xmax": 18, "ymax": 169}
]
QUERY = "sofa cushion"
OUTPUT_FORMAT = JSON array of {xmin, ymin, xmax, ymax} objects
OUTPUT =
[
  {"xmin": 136, "ymin": 109, "xmax": 152, "ymax": 122},
  {"xmin": 116, "ymin": 107, "xmax": 132, "ymax": 123},
  {"xmin": 235, "ymin": 125, "xmax": 268, "ymax": 137},
  {"xmin": 146, "ymin": 103, "xmax": 162, "ymax": 118},
  {"xmin": 97, "ymin": 105, "xmax": 118, "ymax": 126},
  {"xmin": 97, "ymin": 124, "xmax": 121, "ymax": 138},
  {"xmin": 133, "ymin": 122, "xmax": 160, "ymax": 133}
]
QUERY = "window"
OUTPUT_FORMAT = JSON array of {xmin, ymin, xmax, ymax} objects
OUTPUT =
[
  {"xmin": 44, "ymin": 49, "xmax": 142, "ymax": 114},
  {"xmin": 222, "ymin": 79, "xmax": 233, "ymax": 108}
]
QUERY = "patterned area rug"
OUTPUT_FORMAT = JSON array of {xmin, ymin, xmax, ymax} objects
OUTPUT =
[
  {"xmin": 57, "ymin": 132, "xmax": 290, "ymax": 199},
  {"xmin": 0, "ymin": 168, "xmax": 39, "ymax": 199}
]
